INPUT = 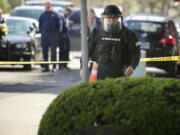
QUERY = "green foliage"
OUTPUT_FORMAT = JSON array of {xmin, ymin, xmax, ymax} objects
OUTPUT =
[
  {"xmin": 0, "ymin": 0, "xmax": 11, "ymax": 13},
  {"xmin": 38, "ymin": 76, "xmax": 180, "ymax": 135},
  {"xmin": 7, "ymin": 0, "xmax": 21, "ymax": 9}
]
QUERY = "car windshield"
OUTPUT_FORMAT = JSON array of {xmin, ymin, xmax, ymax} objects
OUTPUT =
[
  {"xmin": 6, "ymin": 20, "xmax": 29, "ymax": 34},
  {"xmin": 11, "ymin": 9, "xmax": 44, "ymax": 20},
  {"xmin": 127, "ymin": 21, "xmax": 164, "ymax": 33}
]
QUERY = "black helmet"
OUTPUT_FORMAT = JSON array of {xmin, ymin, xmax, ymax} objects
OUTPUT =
[{"xmin": 101, "ymin": 5, "xmax": 122, "ymax": 18}]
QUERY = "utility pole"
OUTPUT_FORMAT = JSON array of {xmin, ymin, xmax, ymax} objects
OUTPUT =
[{"xmin": 81, "ymin": 0, "xmax": 89, "ymax": 82}]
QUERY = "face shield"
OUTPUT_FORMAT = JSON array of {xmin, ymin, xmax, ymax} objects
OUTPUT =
[{"xmin": 101, "ymin": 15, "xmax": 122, "ymax": 33}]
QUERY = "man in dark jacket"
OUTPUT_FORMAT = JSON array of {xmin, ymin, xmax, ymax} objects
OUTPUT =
[
  {"xmin": 59, "ymin": 7, "xmax": 72, "ymax": 70},
  {"xmin": 39, "ymin": 0, "xmax": 62, "ymax": 72},
  {"xmin": 80, "ymin": 5, "xmax": 140, "ymax": 80}
]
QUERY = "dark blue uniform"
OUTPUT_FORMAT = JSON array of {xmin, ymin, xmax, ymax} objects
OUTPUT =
[
  {"xmin": 58, "ymin": 13, "xmax": 70, "ymax": 69},
  {"xmin": 39, "ymin": 10, "xmax": 62, "ymax": 70}
]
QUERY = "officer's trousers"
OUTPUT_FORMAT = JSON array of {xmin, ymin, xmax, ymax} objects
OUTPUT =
[
  {"xmin": 97, "ymin": 63, "xmax": 124, "ymax": 80},
  {"xmin": 41, "ymin": 31, "xmax": 59, "ymax": 69},
  {"xmin": 59, "ymin": 34, "xmax": 70, "ymax": 68}
]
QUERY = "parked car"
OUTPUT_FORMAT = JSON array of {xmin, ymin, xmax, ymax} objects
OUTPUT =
[
  {"xmin": 0, "ymin": 17, "xmax": 42, "ymax": 70},
  {"xmin": 25, "ymin": 0, "xmax": 74, "ymax": 8},
  {"xmin": 124, "ymin": 14, "xmax": 180, "ymax": 76}
]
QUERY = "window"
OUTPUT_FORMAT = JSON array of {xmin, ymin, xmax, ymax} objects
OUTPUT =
[
  {"xmin": 127, "ymin": 21, "xmax": 164, "ymax": 33},
  {"xmin": 7, "ymin": 20, "xmax": 29, "ymax": 34},
  {"xmin": 11, "ymin": 9, "xmax": 44, "ymax": 20}
]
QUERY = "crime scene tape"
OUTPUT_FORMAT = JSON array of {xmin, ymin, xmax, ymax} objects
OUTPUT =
[
  {"xmin": 140, "ymin": 56, "xmax": 180, "ymax": 62},
  {"xmin": 0, "ymin": 61, "xmax": 70, "ymax": 65},
  {"xmin": 0, "ymin": 56, "xmax": 180, "ymax": 65}
]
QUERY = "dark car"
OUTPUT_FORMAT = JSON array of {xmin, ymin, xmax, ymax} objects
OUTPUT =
[
  {"xmin": 0, "ymin": 17, "xmax": 42, "ymax": 70},
  {"xmin": 25, "ymin": 0, "xmax": 74, "ymax": 8},
  {"xmin": 124, "ymin": 14, "xmax": 180, "ymax": 76}
]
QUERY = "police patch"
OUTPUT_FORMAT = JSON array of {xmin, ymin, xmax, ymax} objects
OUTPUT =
[{"xmin": 135, "ymin": 41, "xmax": 141, "ymax": 47}]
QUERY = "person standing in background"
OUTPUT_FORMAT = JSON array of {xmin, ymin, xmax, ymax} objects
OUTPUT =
[
  {"xmin": 59, "ymin": 7, "xmax": 72, "ymax": 70},
  {"xmin": 87, "ymin": 8, "xmax": 101, "ymax": 34},
  {"xmin": 39, "ymin": 0, "xmax": 62, "ymax": 72},
  {"xmin": 87, "ymin": 8, "xmax": 101, "ymax": 72}
]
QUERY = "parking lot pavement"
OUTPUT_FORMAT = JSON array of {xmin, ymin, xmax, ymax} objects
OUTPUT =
[{"xmin": 0, "ymin": 53, "xmax": 82, "ymax": 135}]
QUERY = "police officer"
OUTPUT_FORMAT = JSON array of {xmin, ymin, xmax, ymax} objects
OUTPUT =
[
  {"xmin": 59, "ymin": 7, "xmax": 72, "ymax": 70},
  {"xmin": 39, "ymin": 0, "xmax": 62, "ymax": 72},
  {"xmin": 80, "ymin": 5, "xmax": 140, "ymax": 80}
]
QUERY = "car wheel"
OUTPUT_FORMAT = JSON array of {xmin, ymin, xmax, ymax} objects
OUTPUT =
[{"xmin": 23, "ymin": 45, "xmax": 35, "ymax": 71}]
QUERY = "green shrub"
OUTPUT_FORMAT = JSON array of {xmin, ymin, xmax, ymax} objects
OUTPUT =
[{"xmin": 38, "ymin": 76, "xmax": 180, "ymax": 135}]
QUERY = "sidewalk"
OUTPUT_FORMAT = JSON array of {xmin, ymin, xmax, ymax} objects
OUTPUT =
[{"xmin": 0, "ymin": 55, "xmax": 82, "ymax": 135}]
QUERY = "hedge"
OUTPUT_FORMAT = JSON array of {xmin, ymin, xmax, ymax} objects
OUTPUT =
[{"xmin": 38, "ymin": 76, "xmax": 180, "ymax": 135}]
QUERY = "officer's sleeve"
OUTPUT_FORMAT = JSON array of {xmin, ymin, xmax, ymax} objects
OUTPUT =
[
  {"xmin": 80, "ymin": 27, "xmax": 99, "ymax": 69},
  {"xmin": 88, "ymin": 27, "xmax": 99, "ymax": 60},
  {"xmin": 58, "ymin": 13, "xmax": 65, "ymax": 34},
  {"xmin": 62, "ymin": 16, "xmax": 68, "ymax": 34},
  {"xmin": 126, "ymin": 30, "xmax": 141, "ymax": 69}
]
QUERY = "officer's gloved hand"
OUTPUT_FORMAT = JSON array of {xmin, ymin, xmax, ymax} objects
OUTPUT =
[{"xmin": 125, "ymin": 65, "xmax": 134, "ymax": 77}]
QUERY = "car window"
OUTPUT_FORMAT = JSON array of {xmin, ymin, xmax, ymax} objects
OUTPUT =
[
  {"xmin": 6, "ymin": 20, "xmax": 29, "ymax": 34},
  {"xmin": 11, "ymin": 9, "xmax": 44, "ymax": 20},
  {"xmin": 127, "ymin": 21, "xmax": 164, "ymax": 33}
]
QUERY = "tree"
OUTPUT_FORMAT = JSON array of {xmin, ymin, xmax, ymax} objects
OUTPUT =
[
  {"xmin": 0, "ymin": 0, "xmax": 11, "ymax": 13},
  {"xmin": 7, "ymin": 0, "xmax": 22, "ymax": 9}
]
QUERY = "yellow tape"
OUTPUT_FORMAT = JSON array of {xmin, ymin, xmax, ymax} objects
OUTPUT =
[
  {"xmin": 140, "ymin": 56, "xmax": 180, "ymax": 62},
  {"xmin": 0, "ymin": 56, "xmax": 180, "ymax": 65},
  {"xmin": 0, "ymin": 61, "xmax": 70, "ymax": 65}
]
